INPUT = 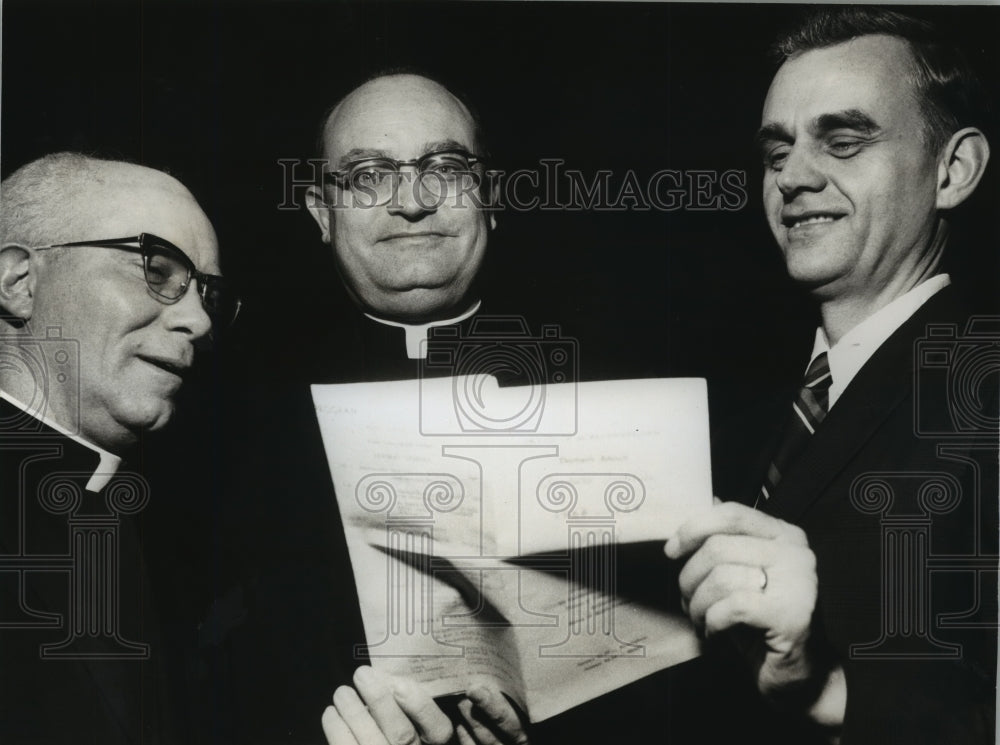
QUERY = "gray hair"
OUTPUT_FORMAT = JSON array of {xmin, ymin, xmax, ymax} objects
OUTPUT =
[{"xmin": 2, "ymin": 152, "xmax": 131, "ymax": 247}]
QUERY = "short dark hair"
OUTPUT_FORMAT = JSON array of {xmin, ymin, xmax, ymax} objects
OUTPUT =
[{"xmin": 772, "ymin": 8, "xmax": 989, "ymax": 153}]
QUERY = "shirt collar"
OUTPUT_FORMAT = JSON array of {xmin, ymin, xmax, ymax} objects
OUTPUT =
[
  {"xmin": 365, "ymin": 300, "xmax": 482, "ymax": 359},
  {"xmin": 0, "ymin": 388, "xmax": 122, "ymax": 492},
  {"xmin": 808, "ymin": 274, "xmax": 951, "ymax": 409}
]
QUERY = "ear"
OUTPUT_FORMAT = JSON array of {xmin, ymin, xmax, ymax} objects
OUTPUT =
[
  {"xmin": 0, "ymin": 245, "xmax": 36, "ymax": 320},
  {"xmin": 936, "ymin": 127, "xmax": 991, "ymax": 210},
  {"xmin": 305, "ymin": 185, "xmax": 333, "ymax": 243}
]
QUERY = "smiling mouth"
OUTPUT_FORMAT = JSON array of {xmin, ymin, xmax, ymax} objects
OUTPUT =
[
  {"xmin": 783, "ymin": 213, "xmax": 844, "ymax": 229},
  {"xmin": 379, "ymin": 232, "xmax": 451, "ymax": 242},
  {"xmin": 139, "ymin": 356, "xmax": 189, "ymax": 377}
]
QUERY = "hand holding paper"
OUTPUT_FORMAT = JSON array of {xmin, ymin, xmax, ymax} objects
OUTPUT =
[
  {"xmin": 665, "ymin": 501, "xmax": 844, "ymax": 726},
  {"xmin": 322, "ymin": 666, "xmax": 529, "ymax": 745},
  {"xmin": 313, "ymin": 375, "xmax": 714, "ymax": 722}
]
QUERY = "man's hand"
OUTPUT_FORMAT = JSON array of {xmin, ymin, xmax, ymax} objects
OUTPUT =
[
  {"xmin": 321, "ymin": 666, "xmax": 529, "ymax": 745},
  {"xmin": 665, "ymin": 501, "xmax": 842, "ymax": 722}
]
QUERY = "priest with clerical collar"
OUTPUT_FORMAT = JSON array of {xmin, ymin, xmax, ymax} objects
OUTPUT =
[
  {"xmin": 307, "ymin": 71, "xmax": 496, "ymax": 371},
  {"xmin": 0, "ymin": 152, "xmax": 240, "ymax": 743},
  {"xmin": 0, "ymin": 388, "xmax": 123, "ymax": 492}
]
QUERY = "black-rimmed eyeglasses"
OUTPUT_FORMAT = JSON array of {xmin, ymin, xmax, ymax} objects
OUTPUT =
[
  {"xmin": 36, "ymin": 233, "xmax": 242, "ymax": 326},
  {"xmin": 323, "ymin": 149, "xmax": 486, "ymax": 207}
]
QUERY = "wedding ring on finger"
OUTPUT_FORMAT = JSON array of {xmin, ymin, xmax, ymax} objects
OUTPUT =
[{"xmin": 758, "ymin": 566, "xmax": 768, "ymax": 592}]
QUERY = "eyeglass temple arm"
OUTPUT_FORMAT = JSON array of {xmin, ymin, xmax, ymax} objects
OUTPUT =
[{"xmin": 48, "ymin": 236, "xmax": 143, "ymax": 249}]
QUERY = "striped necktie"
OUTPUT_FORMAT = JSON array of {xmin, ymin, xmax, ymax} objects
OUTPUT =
[{"xmin": 756, "ymin": 351, "xmax": 832, "ymax": 507}]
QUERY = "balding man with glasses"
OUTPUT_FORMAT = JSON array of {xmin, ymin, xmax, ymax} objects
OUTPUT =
[
  {"xmin": 0, "ymin": 152, "xmax": 240, "ymax": 744},
  {"xmin": 305, "ymin": 72, "xmax": 496, "ymax": 380},
  {"xmin": 195, "ymin": 73, "xmax": 528, "ymax": 744}
]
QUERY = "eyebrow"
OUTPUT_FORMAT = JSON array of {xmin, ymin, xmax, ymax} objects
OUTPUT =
[
  {"xmin": 812, "ymin": 109, "xmax": 881, "ymax": 137},
  {"xmin": 336, "ymin": 148, "xmax": 390, "ymax": 167},
  {"xmin": 754, "ymin": 108, "xmax": 881, "ymax": 153},
  {"xmin": 754, "ymin": 122, "xmax": 792, "ymax": 151},
  {"xmin": 421, "ymin": 139, "xmax": 470, "ymax": 155}
]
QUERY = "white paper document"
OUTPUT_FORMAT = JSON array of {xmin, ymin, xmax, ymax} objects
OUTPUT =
[{"xmin": 312, "ymin": 376, "xmax": 711, "ymax": 722}]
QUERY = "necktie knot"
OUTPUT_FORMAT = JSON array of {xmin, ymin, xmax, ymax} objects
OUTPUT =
[
  {"xmin": 804, "ymin": 351, "xmax": 832, "ymax": 390},
  {"xmin": 757, "ymin": 350, "xmax": 833, "ymax": 507}
]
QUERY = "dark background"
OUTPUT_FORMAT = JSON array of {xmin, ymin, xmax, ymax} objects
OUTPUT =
[
  {"xmin": 3, "ymin": 3, "xmax": 998, "ymax": 741},
  {"xmin": 5, "ymin": 1, "xmax": 998, "ymax": 397}
]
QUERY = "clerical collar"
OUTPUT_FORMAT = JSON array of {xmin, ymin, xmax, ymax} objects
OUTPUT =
[
  {"xmin": 0, "ymin": 388, "xmax": 122, "ymax": 492},
  {"xmin": 364, "ymin": 300, "xmax": 482, "ymax": 359}
]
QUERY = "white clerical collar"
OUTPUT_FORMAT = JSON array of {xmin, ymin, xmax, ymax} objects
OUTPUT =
[
  {"xmin": 0, "ymin": 388, "xmax": 122, "ymax": 492},
  {"xmin": 808, "ymin": 274, "xmax": 951, "ymax": 410},
  {"xmin": 365, "ymin": 300, "xmax": 482, "ymax": 359}
]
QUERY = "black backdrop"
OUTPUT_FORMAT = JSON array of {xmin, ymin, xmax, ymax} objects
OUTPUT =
[
  {"xmin": 3, "ymin": 2, "xmax": 999, "ymax": 741},
  {"xmin": 5, "ymin": 2, "xmax": 997, "ymax": 396}
]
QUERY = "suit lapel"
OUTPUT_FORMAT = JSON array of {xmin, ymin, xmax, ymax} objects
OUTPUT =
[{"xmin": 764, "ymin": 287, "xmax": 966, "ymax": 524}]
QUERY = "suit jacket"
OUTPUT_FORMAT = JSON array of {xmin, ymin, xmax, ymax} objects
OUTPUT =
[
  {"xmin": 713, "ymin": 286, "xmax": 998, "ymax": 743},
  {"xmin": 0, "ymin": 399, "xmax": 178, "ymax": 744}
]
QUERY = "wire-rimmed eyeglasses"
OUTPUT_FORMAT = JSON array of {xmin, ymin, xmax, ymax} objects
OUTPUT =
[{"xmin": 323, "ymin": 148, "xmax": 486, "ymax": 208}]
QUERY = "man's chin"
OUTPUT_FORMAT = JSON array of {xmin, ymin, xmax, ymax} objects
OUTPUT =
[
  {"xmin": 365, "ymin": 287, "xmax": 469, "ymax": 324},
  {"xmin": 785, "ymin": 266, "xmax": 854, "ymax": 302},
  {"xmin": 119, "ymin": 400, "xmax": 176, "ymax": 439}
]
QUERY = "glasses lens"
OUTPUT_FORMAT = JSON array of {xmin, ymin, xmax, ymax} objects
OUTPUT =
[
  {"xmin": 417, "ymin": 152, "xmax": 479, "ymax": 202},
  {"xmin": 200, "ymin": 277, "xmax": 241, "ymax": 325},
  {"xmin": 349, "ymin": 161, "xmax": 398, "ymax": 206},
  {"xmin": 145, "ymin": 245, "xmax": 189, "ymax": 299},
  {"xmin": 421, "ymin": 151, "xmax": 473, "ymax": 175}
]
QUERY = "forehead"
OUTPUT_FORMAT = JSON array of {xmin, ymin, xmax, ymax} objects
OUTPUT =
[
  {"xmin": 323, "ymin": 76, "xmax": 477, "ymax": 162},
  {"xmin": 762, "ymin": 35, "xmax": 921, "ymax": 129},
  {"xmin": 84, "ymin": 177, "xmax": 221, "ymax": 273}
]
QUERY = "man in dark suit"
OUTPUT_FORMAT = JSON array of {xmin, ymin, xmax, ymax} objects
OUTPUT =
[
  {"xmin": 667, "ymin": 9, "xmax": 997, "ymax": 743},
  {"xmin": 0, "ymin": 152, "xmax": 241, "ymax": 743}
]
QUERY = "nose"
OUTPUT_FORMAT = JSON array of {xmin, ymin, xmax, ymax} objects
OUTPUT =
[
  {"xmin": 162, "ymin": 281, "xmax": 213, "ymax": 341},
  {"xmin": 775, "ymin": 144, "xmax": 827, "ymax": 197},
  {"xmin": 386, "ymin": 170, "xmax": 437, "ymax": 218}
]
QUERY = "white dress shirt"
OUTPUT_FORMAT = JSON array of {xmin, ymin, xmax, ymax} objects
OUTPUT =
[{"xmin": 807, "ymin": 274, "xmax": 951, "ymax": 410}]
